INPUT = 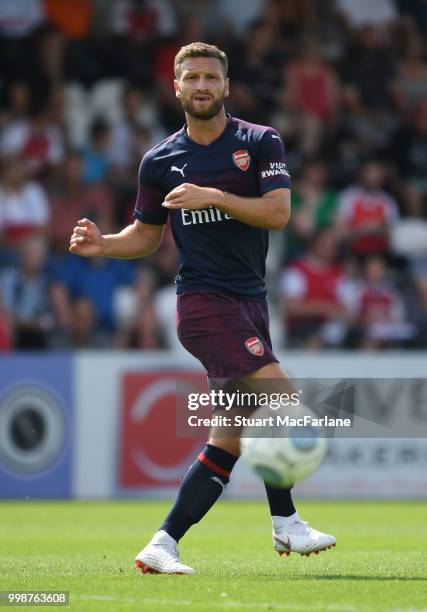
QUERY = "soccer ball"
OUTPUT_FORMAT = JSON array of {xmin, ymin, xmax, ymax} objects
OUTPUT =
[{"xmin": 240, "ymin": 413, "xmax": 327, "ymax": 488}]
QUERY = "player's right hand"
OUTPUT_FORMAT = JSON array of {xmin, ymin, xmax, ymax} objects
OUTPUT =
[{"xmin": 69, "ymin": 218, "xmax": 105, "ymax": 257}]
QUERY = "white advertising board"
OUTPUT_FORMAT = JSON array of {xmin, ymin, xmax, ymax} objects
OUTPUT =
[{"xmin": 73, "ymin": 351, "xmax": 427, "ymax": 499}]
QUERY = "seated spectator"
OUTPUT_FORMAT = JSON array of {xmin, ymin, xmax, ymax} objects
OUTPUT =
[
  {"xmin": 43, "ymin": 1, "xmax": 104, "ymax": 87},
  {"xmin": 284, "ymin": 35, "xmax": 340, "ymax": 122},
  {"xmin": 229, "ymin": 19, "xmax": 285, "ymax": 124},
  {"xmin": 0, "ymin": 97, "xmax": 64, "ymax": 179},
  {"xmin": 106, "ymin": 0, "xmax": 177, "ymax": 84},
  {"xmin": 279, "ymin": 227, "xmax": 348, "ymax": 349},
  {"xmin": 107, "ymin": 84, "xmax": 166, "ymax": 178},
  {"xmin": 391, "ymin": 96, "xmax": 427, "ymax": 195},
  {"xmin": 392, "ymin": 34, "xmax": 427, "ymax": 119},
  {"xmin": 0, "ymin": 154, "xmax": 50, "ymax": 246},
  {"xmin": 0, "ymin": 0, "xmax": 45, "ymax": 83},
  {"xmin": 36, "ymin": 28, "xmax": 67, "ymax": 91},
  {"xmin": 0, "ymin": 81, "xmax": 31, "ymax": 130},
  {"xmin": 263, "ymin": 0, "xmax": 316, "ymax": 46},
  {"xmin": 336, "ymin": 159, "xmax": 399, "ymax": 256},
  {"xmin": 53, "ymin": 250, "xmax": 164, "ymax": 348},
  {"xmin": 281, "ymin": 35, "xmax": 340, "ymax": 154},
  {"xmin": 82, "ymin": 117, "xmax": 112, "ymax": 184},
  {"xmin": 286, "ymin": 158, "xmax": 338, "ymax": 261},
  {"xmin": 49, "ymin": 149, "xmax": 113, "ymax": 250},
  {"xmin": 0, "ymin": 235, "xmax": 64, "ymax": 348},
  {"xmin": 69, "ymin": 296, "xmax": 105, "ymax": 348},
  {"xmin": 340, "ymin": 26, "xmax": 396, "ymax": 144},
  {"xmin": 53, "ymin": 255, "xmax": 133, "ymax": 331},
  {"xmin": 349, "ymin": 255, "xmax": 415, "ymax": 349},
  {"xmin": 391, "ymin": 189, "xmax": 427, "ymax": 320},
  {"xmin": 110, "ymin": 0, "xmax": 176, "ymax": 42}
]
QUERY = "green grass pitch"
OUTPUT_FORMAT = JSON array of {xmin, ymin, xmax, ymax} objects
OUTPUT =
[{"xmin": 0, "ymin": 500, "xmax": 426, "ymax": 611}]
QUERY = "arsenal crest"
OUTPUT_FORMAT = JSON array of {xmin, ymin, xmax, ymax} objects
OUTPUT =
[
  {"xmin": 244, "ymin": 336, "xmax": 264, "ymax": 357},
  {"xmin": 233, "ymin": 149, "xmax": 251, "ymax": 171}
]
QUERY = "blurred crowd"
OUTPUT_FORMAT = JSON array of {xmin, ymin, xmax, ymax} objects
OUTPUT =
[{"xmin": 0, "ymin": 0, "xmax": 427, "ymax": 351}]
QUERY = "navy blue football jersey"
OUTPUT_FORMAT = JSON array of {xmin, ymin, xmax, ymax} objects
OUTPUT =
[{"xmin": 133, "ymin": 115, "xmax": 291, "ymax": 300}]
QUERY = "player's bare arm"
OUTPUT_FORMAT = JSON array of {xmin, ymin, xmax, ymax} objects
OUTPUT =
[
  {"xmin": 69, "ymin": 218, "xmax": 164, "ymax": 258},
  {"xmin": 163, "ymin": 184, "xmax": 291, "ymax": 230}
]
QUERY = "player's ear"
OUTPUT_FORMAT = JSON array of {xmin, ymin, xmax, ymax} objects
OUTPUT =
[
  {"xmin": 224, "ymin": 78, "xmax": 230, "ymax": 99},
  {"xmin": 174, "ymin": 79, "xmax": 181, "ymax": 99}
]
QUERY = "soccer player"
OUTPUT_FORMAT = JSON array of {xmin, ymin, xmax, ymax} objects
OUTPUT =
[{"xmin": 69, "ymin": 42, "xmax": 336, "ymax": 574}]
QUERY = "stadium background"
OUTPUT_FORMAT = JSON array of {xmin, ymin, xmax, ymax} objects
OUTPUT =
[{"xmin": 0, "ymin": 0, "xmax": 426, "ymax": 500}]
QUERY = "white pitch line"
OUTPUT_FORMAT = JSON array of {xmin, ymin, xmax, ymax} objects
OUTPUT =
[
  {"xmin": 77, "ymin": 595, "xmax": 427, "ymax": 612},
  {"xmin": 77, "ymin": 595, "xmax": 357, "ymax": 610}
]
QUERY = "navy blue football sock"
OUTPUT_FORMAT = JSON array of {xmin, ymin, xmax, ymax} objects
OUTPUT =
[
  {"xmin": 160, "ymin": 444, "xmax": 238, "ymax": 542},
  {"xmin": 264, "ymin": 483, "xmax": 296, "ymax": 518}
]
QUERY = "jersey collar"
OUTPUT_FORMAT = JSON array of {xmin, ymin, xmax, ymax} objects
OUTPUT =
[{"xmin": 182, "ymin": 113, "xmax": 233, "ymax": 148}]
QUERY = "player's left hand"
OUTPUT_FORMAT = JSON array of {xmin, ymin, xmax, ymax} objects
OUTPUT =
[{"xmin": 162, "ymin": 183, "xmax": 221, "ymax": 210}]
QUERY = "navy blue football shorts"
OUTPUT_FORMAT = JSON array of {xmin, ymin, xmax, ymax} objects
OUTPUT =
[{"xmin": 177, "ymin": 291, "xmax": 279, "ymax": 385}]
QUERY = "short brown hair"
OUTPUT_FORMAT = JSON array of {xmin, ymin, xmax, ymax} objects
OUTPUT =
[{"xmin": 174, "ymin": 42, "xmax": 228, "ymax": 78}]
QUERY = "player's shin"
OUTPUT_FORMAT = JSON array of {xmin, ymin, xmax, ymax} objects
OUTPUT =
[{"xmin": 160, "ymin": 444, "xmax": 238, "ymax": 542}]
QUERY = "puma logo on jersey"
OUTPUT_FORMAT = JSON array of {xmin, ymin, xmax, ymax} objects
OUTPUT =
[
  {"xmin": 171, "ymin": 163, "xmax": 188, "ymax": 177},
  {"xmin": 271, "ymin": 134, "xmax": 280, "ymax": 139}
]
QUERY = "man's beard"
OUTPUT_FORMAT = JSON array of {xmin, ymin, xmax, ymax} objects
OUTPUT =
[{"xmin": 181, "ymin": 95, "xmax": 225, "ymax": 120}]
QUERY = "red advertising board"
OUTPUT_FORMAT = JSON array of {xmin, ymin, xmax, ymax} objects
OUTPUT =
[{"xmin": 118, "ymin": 371, "xmax": 207, "ymax": 489}]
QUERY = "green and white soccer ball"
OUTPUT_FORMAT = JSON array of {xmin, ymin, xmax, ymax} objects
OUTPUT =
[{"xmin": 240, "ymin": 412, "xmax": 327, "ymax": 488}]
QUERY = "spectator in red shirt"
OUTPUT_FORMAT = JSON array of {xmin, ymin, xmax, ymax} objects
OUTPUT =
[
  {"xmin": 337, "ymin": 159, "xmax": 399, "ymax": 256},
  {"xmin": 279, "ymin": 227, "xmax": 348, "ymax": 348},
  {"xmin": 285, "ymin": 36, "xmax": 340, "ymax": 121},
  {"xmin": 350, "ymin": 255, "xmax": 415, "ymax": 349},
  {"xmin": 281, "ymin": 35, "xmax": 340, "ymax": 154},
  {"xmin": 0, "ymin": 99, "xmax": 64, "ymax": 179},
  {"xmin": 110, "ymin": 0, "xmax": 176, "ymax": 43}
]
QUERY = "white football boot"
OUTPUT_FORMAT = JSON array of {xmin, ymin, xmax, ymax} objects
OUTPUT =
[
  {"xmin": 135, "ymin": 530, "xmax": 195, "ymax": 575},
  {"xmin": 273, "ymin": 513, "xmax": 336, "ymax": 557}
]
